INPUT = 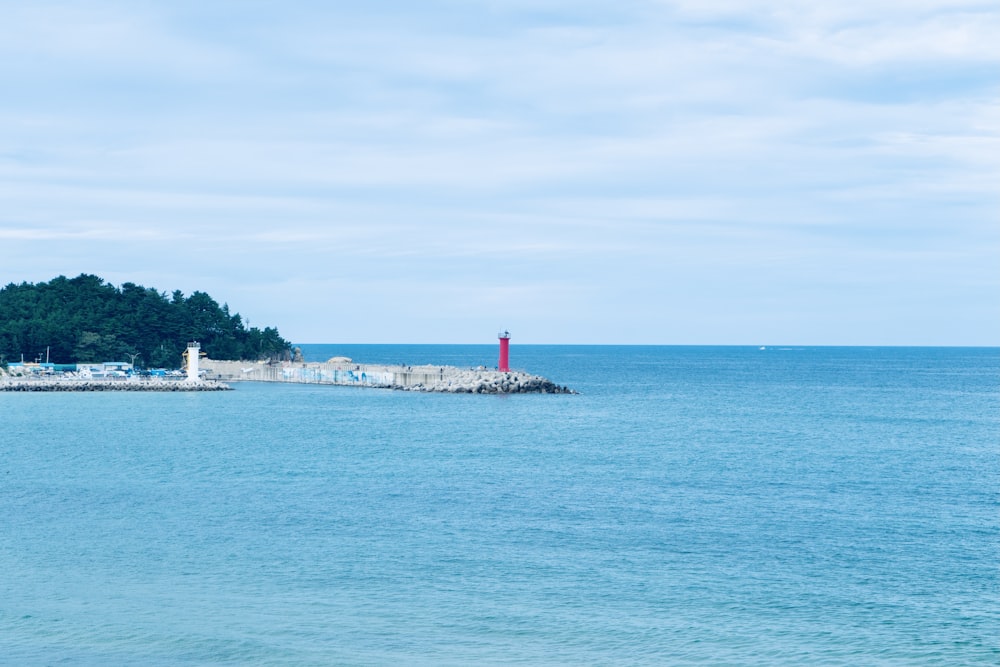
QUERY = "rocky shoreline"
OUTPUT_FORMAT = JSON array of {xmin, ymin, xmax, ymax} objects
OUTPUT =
[{"xmin": 0, "ymin": 379, "xmax": 232, "ymax": 392}]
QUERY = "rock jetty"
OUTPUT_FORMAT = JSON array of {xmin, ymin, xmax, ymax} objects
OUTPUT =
[
  {"xmin": 200, "ymin": 360, "xmax": 576, "ymax": 394},
  {"xmin": 0, "ymin": 378, "xmax": 231, "ymax": 392},
  {"xmin": 394, "ymin": 369, "xmax": 574, "ymax": 394}
]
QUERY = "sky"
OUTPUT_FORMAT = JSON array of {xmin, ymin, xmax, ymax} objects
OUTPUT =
[{"xmin": 1, "ymin": 0, "xmax": 997, "ymax": 345}]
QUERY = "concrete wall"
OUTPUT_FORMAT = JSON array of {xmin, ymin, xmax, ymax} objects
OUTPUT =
[{"xmin": 200, "ymin": 359, "xmax": 441, "ymax": 388}]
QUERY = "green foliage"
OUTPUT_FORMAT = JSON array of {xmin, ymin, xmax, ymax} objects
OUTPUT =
[{"xmin": 0, "ymin": 274, "xmax": 292, "ymax": 366}]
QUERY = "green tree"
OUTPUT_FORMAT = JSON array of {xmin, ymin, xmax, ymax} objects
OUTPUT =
[{"xmin": 0, "ymin": 275, "xmax": 292, "ymax": 365}]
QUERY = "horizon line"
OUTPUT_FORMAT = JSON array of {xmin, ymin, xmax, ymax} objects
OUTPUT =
[{"xmin": 293, "ymin": 342, "xmax": 1000, "ymax": 349}]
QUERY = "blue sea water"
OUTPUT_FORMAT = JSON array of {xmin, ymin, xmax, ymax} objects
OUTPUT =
[{"xmin": 1, "ymin": 346, "xmax": 998, "ymax": 666}]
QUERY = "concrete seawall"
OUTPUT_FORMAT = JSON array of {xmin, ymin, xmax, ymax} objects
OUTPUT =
[{"xmin": 201, "ymin": 360, "xmax": 576, "ymax": 394}]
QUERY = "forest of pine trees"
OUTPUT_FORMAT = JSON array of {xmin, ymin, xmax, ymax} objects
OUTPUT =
[{"xmin": 0, "ymin": 274, "xmax": 291, "ymax": 368}]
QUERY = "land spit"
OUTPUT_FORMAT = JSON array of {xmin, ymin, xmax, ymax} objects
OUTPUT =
[
  {"xmin": 0, "ymin": 362, "xmax": 576, "ymax": 394},
  {"xmin": 201, "ymin": 359, "xmax": 576, "ymax": 394},
  {"xmin": 0, "ymin": 378, "xmax": 232, "ymax": 392}
]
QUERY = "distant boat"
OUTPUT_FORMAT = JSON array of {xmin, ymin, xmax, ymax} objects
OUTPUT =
[{"xmin": 759, "ymin": 346, "xmax": 766, "ymax": 350}]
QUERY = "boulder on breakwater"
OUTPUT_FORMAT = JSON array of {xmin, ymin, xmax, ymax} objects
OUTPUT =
[{"xmin": 394, "ymin": 370, "xmax": 576, "ymax": 394}]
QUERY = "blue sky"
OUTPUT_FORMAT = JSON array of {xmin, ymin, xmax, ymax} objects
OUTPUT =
[{"xmin": 1, "ymin": 0, "xmax": 997, "ymax": 345}]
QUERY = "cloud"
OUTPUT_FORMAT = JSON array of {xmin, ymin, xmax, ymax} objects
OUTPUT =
[
  {"xmin": 0, "ymin": 0, "xmax": 996, "ymax": 343},
  {"xmin": 0, "ymin": 2, "xmax": 244, "ymax": 80},
  {"xmin": 0, "ymin": 222, "xmax": 172, "ymax": 242}
]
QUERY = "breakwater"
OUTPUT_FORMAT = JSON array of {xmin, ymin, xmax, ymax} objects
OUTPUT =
[
  {"xmin": 201, "ymin": 360, "xmax": 576, "ymax": 394},
  {"xmin": 0, "ymin": 378, "xmax": 232, "ymax": 392}
]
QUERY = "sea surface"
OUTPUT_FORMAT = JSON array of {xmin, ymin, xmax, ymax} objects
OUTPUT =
[{"xmin": 1, "ymin": 346, "xmax": 997, "ymax": 666}]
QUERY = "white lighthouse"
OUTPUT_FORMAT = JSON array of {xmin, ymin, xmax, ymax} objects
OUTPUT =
[{"xmin": 185, "ymin": 341, "xmax": 201, "ymax": 382}]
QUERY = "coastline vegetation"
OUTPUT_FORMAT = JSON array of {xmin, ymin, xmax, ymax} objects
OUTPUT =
[{"xmin": 0, "ymin": 274, "xmax": 291, "ymax": 368}]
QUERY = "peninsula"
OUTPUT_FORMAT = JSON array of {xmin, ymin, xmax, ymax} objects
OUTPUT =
[{"xmin": 1, "ymin": 275, "xmax": 574, "ymax": 394}]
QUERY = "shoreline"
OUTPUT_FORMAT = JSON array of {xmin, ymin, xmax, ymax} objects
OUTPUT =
[
  {"xmin": 1, "ymin": 360, "xmax": 575, "ymax": 394},
  {"xmin": 0, "ymin": 378, "xmax": 232, "ymax": 392}
]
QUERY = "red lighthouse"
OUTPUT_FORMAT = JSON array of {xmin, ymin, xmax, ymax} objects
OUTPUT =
[{"xmin": 498, "ymin": 330, "xmax": 510, "ymax": 372}]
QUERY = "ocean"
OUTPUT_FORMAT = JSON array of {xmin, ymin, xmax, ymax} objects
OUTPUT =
[{"xmin": 1, "ymin": 346, "xmax": 997, "ymax": 665}]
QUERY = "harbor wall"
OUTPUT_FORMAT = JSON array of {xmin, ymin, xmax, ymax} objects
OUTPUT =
[
  {"xmin": 201, "ymin": 360, "xmax": 428, "ymax": 387},
  {"xmin": 1, "ymin": 378, "xmax": 231, "ymax": 392},
  {"xmin": 200, "ymin": 360, "xmax": 574, "ymax": 394}
]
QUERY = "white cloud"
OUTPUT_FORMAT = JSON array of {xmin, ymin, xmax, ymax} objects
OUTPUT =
[
  {"xmin": 0, "ymin": 2, "xmax": 244, "ymax": 78},
  {"xmin": 0, "ymin": 0, "xmax": 996, "ymax": 343},
  {"xmin": 0, "ymin": 222, "xmax": 172, "ymax": 242}
]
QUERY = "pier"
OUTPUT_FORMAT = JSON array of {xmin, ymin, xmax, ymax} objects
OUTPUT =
[{"xmin": 200, "ymin": 359, "xmax": 575, "ymax": 394}]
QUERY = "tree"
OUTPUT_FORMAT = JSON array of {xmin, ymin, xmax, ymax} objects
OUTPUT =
[{"xmin": 0, "ymin": 275, "xmax": 292, "ymax": 365}]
